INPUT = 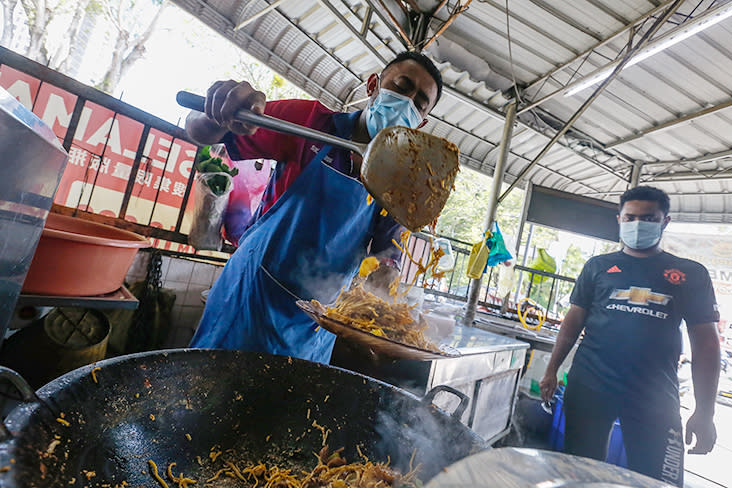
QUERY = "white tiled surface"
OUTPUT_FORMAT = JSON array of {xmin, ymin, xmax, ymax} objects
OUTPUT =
[
  {"xmin": 183, "ymin": 284, "xmax": 209, "ymax": 307},
  {"xmin": 190, "ymin": 262, "xmax": 217, "ymax": 286},
  {"xmin": 125, "ymin": 252, "xmax": 225, "ymax": 348},
  {"xmin": 165, "ymin": 257, "xmax": 195, "ymax": 283}
]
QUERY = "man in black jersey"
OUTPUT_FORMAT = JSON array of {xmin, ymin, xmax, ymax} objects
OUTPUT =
[{"xmin": 539, "ymin": 186, "xmax": 721, "ymax": 487}]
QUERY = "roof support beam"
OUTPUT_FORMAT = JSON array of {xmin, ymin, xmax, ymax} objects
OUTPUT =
[
  {"xmin": 630, "ymin": 163, "xmax": 642, "ymax": 188},
  {"xmin": 421, "ymin": 0, "xmax": 473, "ymax": 51},
  {"xmin": 642, "ymin": 148, "xmax": 732, "ymax": 168},
  {"xmin": 439, "ymin": 86, "xmax": 629, "ymax": 181},
  {"xmin": 527, "ymin": 0, "xmax": 603, "ymax": 41},
  {"xmin": 319, "ymin": 0, "xmax": 629, "ymax": 184},
  {"xmin": 642, "ymin": 169, "xmax": 732, "ymax": 183},
  {"xmin": 586, "ymin": 191, "xmax": 732, "ymax": 199},
  {"xmin": 360, "ymin": 6, "xmax": 373, "ymax": 36},
  {"xmin": 374, "ymin": 0, "xmax": 414, "ymax": 49},
  {"xmin": 464, "ymin": 101, "xmax": 517, "ymax": 327},
  {"xmin": 498, "ymin": 0, "xmax": 685, "ymax": 204},
  {"xmin": 606, "ymin": 98, "xmax": 732, "ymax": 148},
  {"xmin": 429, "ymin": 114, "xmax": 604, "ymax": 193},
  {"xmin": 518, "ymin": 0, "xmax": 726, "ymax": 114},
  {"xmin": 315, "ymin": 0, "xmax": 388, "ymax": 65},
  {"xmin": 235, "ymin": 0, "xmax": 287, "ymax": 30},
  {"xmin": 520, "ymin": 0, "xmax": 677, "ymax": 106}
]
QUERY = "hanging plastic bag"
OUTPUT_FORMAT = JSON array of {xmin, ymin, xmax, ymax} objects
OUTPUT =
[
  {"xmin": 486, "ymin": 222, "xmax": 513, "ymax": 267},
  {"xmin": 530, "ymin": 248, "xmax": 556, "ymax": 284},
  {"xmin": 188, "ymin": 145, "xmax": 236, "ymax": 251},
  {"xmin": 434, "ymin": 237, "xmax": 456, "ymax": 273},
  {"xmin": 188, "ymin": 173, "xmax": 232, "ymax": 250},
  {"xmin": 497, "ymin": 260, "xmax": 517, "ymax": 297},
  {"xmin": 466, "ymin": 233, "xmax": 491, "ymax": 279},
  {"xmin": 223, "ymin": 158, "xmax": 271, "ymax": 246},
  {"xmin": 467, "ymin": 223, "xmax": 515, "ymax": 279}
]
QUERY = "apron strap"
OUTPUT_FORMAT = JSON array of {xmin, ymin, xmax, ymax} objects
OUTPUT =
[
  {"xmin": 260, "ymin": 264, "xmax": 303, "ymax": 301},
  {"xmin": 311, "ymin": 145, "xmax": 333, "ymax": 167}
]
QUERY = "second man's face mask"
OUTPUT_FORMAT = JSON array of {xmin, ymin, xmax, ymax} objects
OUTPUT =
[{"xmin": 619, "ymin": 220, "xmax": 663, "ymax": 250}]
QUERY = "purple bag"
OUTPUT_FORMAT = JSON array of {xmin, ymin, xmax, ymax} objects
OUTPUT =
[{"xmin": 222, "ymin": 158, "xmax": 271, "ymax": 245}]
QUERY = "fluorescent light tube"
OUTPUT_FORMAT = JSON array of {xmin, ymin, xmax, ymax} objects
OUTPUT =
[{"xmin": 564, "ymin": 2, "xmax": 732, "ymax": 97}]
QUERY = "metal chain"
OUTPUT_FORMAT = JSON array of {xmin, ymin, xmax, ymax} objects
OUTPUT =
[
  {"xmin": 148, "ymin": 251, "xmax": 162, "ymax": 292},
  {"xmin": 127, "ymin": 250, "xmax": 162, "ymax": 352}
]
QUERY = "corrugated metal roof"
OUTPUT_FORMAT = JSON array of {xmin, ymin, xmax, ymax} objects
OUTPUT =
[{"xmin": 172, "ymin": 0, "xmax": 732, "ymax": 223}]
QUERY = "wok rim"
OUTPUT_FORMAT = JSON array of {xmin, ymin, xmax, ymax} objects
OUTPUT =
[{"xmin": 34, "ymin": 348, "xmax": 420, "ymax": 398}]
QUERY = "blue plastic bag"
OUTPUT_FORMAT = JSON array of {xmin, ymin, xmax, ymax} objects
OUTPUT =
[{"xmin": 486, "ymin": 222, "xmax": 513, "ymax": 267}]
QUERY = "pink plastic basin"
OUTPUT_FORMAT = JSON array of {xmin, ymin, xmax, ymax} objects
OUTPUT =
[{"xmin": 22, "ymin": 213, "xmax": 151, "ymax": 296}]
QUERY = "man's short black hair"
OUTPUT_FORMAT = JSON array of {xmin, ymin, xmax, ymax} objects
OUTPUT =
[
  {"xmin": 619, "ymin": 185, "xmax": 671, "ymax": 216},
  {"xmin": 383, "ymin": 51, "xmax": 443, "ymax": 107}
]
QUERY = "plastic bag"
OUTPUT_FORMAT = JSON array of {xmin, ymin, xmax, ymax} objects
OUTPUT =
[
  {"xmin": 497, "ymin": 260, "xmax": 516, "ymax": 297},
  {"xmin": 486, "ymin": 222, "xmax": 513, "ymax": 266},
  {"xmin": 188, "ymin": 172, "xmax": 233, "ymax": 251},
  {"xmin": 223, "ymin": 159, "xmax": 271, "ymax": 245},
  {"xmin": 434, "ymin": 237, "xmax": 456, "ymax": 273},
  {"xmin": 466, "ymin": 223, "xmax": 514, "ymax": 279},
  {"xmin": 529, "ymin": 248, "xmax": 556, "ymax": 284},
  {"xmin": 466, "ymin": 237, "xmax": 491, "ymax": 279}
]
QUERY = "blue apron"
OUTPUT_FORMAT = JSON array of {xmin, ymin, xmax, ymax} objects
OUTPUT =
[{"xmin": 190, "ymin": 132, "xmax": 380, "ymax": 363}]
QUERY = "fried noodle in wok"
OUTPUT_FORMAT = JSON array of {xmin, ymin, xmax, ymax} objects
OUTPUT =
[{"xmin": 150, "ymin": 446, "xmax": 419, "ymax": 488}]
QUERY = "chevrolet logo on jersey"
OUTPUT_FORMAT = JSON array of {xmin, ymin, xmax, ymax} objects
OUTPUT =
[
  {"xmin": 607, "ymin": 287, "xmax": 672, "ymax": 319},
  {"xmin": 609, "ymin": 287, "xmax": 672, "ymax": 306}
]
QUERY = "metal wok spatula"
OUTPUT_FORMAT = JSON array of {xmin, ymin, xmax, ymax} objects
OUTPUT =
[{"xmin": 177, "ymin": 91, "xmax": 460, "ymax": 231}]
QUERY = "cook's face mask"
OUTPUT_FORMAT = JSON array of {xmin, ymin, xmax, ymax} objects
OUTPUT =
[
  {"xmin": 365, "ymin": 77, "xmax": 423, "ymax": 138},
  {"xmin": 619, "ymin": 220, "xmax": 663, "ymax": 250}
]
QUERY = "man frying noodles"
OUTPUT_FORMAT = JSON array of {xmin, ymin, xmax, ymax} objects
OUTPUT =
[{"xmin": 186, "ymin": 52, "xmax": 444, "ymax": 362}]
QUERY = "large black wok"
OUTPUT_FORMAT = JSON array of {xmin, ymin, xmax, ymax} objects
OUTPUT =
[{"xmin": 0, "ymin": 349, "xmax": 485, "ymax": 487}]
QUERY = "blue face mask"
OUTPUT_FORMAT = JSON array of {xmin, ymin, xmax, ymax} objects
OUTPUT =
[
  {"xmin": 365, "ymin": 81, "xmax": 422, "ymax": 138},
  {"xmin": 619, "ymin": 220, "xmax": 663, "ymax": 250}
]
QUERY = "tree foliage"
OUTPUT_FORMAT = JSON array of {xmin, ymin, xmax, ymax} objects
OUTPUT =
[
  {"xmin": 179, "ymin": 21, "xmax": 311, "ymax": 102},
  {"xmin": 433, "ymin": 166, "xmax": 623, "ymax": 316},
  {"xmin": 1, "ymin": 0, "xmax": 169, "ymax": 94},
  {"xmin": 97, "ymin": 0, "xmax": 169, "ymax": 93},
  {"xmin": 4, "ymin": 0, "xmax": 100, "ymax": 68},
  {"xmin": 435, "ymin": 167, "xmax": 524, "ymax": 245}
]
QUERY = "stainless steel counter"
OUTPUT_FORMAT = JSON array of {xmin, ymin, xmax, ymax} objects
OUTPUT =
[
  {"xmin": 474, "ymin": 312, "xmax": 559, "ymax": 352},
  {"xmin": 331, "ymin": 325, "xmax": 529, "ymax": 444},
  {"xmin": 473, "ymin": 312, "xmax": 578, "ymax": 398}
]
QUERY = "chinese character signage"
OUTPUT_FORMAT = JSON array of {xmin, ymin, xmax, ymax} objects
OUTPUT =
[{"xmin": 0, "ymin": 63, "xmax": 198, "ymax": 252}]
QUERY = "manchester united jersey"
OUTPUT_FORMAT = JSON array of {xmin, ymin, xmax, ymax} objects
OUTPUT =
[{"xmin": 569, "ymin": 251, "xmax": 718, "ymax": 408}]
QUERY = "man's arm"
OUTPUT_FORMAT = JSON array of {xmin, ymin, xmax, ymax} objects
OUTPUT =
[
  {"xmin": 685, "ymin": 321, "xmax": 720, "ymax": 454},
  {"xmin": 539, "ymin": 305, "xmax": 587, "ymax": 402},
  {"xmin": 184, "ymin": 80, "xmax": 267, "ymax": 145}
]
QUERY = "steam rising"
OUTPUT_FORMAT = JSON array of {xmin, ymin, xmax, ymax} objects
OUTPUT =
[
  {"xmin": 290, "ymin": 252, "xmax": 359, "ymax": 303},
  {"xmin": 373, "ymin": 396, "xmax": 482, "ymax": 482}
]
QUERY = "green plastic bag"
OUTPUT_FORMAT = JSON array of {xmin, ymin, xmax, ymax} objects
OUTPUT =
[{"xmin": 529, "ymin": 248, "xmax": 556, "ymax": 284}]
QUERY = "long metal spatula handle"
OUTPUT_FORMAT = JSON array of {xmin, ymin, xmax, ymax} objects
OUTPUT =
[{"xmin": 176, "ymin": 91, "xmax": 365, "ymax": 155}]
